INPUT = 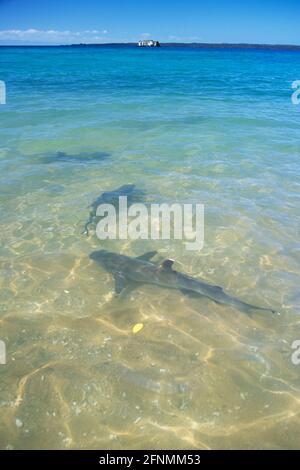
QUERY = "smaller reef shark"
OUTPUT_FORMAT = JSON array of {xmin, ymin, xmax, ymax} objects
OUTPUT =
[{"xmin": 89, "ymin": 250, "xmax": 276, "ymax": 315}]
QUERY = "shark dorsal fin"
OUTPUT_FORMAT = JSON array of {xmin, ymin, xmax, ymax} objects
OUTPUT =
[
  {"xmin": 136, "ymin": 251, "xmax": 157, "ymax": 262},
  {"xmin": 161, "ymin": 259, "xmax": 175, "ymax": 270}
]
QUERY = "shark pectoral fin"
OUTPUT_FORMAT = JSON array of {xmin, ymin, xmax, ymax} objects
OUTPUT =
[
  {"xmin": 113, "ymin": 273, "xmax": 140, "ymax": 296},
  {"xmin": 136, "ymin": 251, "xmax": 158, "ymax": 262},
  {"xmin": 161, "ymin": 259, "xmax": 175, "ymax": 270},
  {"xmin": 113, "ymin": 273, "xmax": 129, "ymax": 295}
]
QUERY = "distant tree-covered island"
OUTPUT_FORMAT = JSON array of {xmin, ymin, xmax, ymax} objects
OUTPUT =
[{"xmin": 1, "ymin": 42, "xmax": 300, "ymax": 50}]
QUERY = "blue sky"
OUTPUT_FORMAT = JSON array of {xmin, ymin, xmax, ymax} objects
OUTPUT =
[{"xmin": 0, "ymin": 0, "xmax": 299, "ymax": 45}]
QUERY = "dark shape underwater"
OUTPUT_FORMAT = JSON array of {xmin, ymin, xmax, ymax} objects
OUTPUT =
[
  {"xmin": 82, "ymin": 184, "xmax": 145, "ymax": 235},
  {"xmin": 89, "ymin": 249, "xmax": 276, "ymax": 315},
  {"xmin": 41, "ymin": 150, "xmax": 110, "ymax": 164}
]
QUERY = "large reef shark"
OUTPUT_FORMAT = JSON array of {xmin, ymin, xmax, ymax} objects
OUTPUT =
[
  {"xmin": 82, "ymin": 184, "xmax": 145, "ymax": 235},
  {"xmin": 89, "ymin": 250, "xmax": 276, "ymax": 315}
]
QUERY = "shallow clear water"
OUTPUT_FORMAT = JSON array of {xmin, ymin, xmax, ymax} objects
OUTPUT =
[{"xmin": 0, "ymin": 46, "xmax": 300, "ymax": 449}]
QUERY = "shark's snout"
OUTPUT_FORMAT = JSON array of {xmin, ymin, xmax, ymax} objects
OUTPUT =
[{"xmin": 89, "ymin": 250, "xmax": 108, "ymax": 262}]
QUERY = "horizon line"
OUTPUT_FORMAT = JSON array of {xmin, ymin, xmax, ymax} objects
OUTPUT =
[{"xmin": 1, "ymin": 41, "xmax": 300, "ymax": 49}]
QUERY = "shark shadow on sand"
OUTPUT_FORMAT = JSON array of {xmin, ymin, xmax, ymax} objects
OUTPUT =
[
  {"xmin": 40, "ymin": 150, "xmax": 111, "ymax": 165},
  {"xmin": 82, "ymin": 184, "xmax": 146, "ymax": 236},
  {"xmin": 89, "ymin": 249, "xmax": 277, "ymax": 316}
]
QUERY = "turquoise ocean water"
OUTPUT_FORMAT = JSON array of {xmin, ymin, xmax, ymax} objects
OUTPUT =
[{"xmin": 0, "ymin": 46, "xmax": 300, "ymax": 449}]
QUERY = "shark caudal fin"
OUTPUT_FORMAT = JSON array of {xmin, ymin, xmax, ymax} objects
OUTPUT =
[
  {"xmin": 201, "ymin": 285, "xmax": 277, "ymax": 316},
  {"xmin": 228, "ymin": 296, "xmax": 277, "ymax": 315},
  {"xmin": 248, "ymin": 305, "xmax": 277, "ymax": 315}
]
